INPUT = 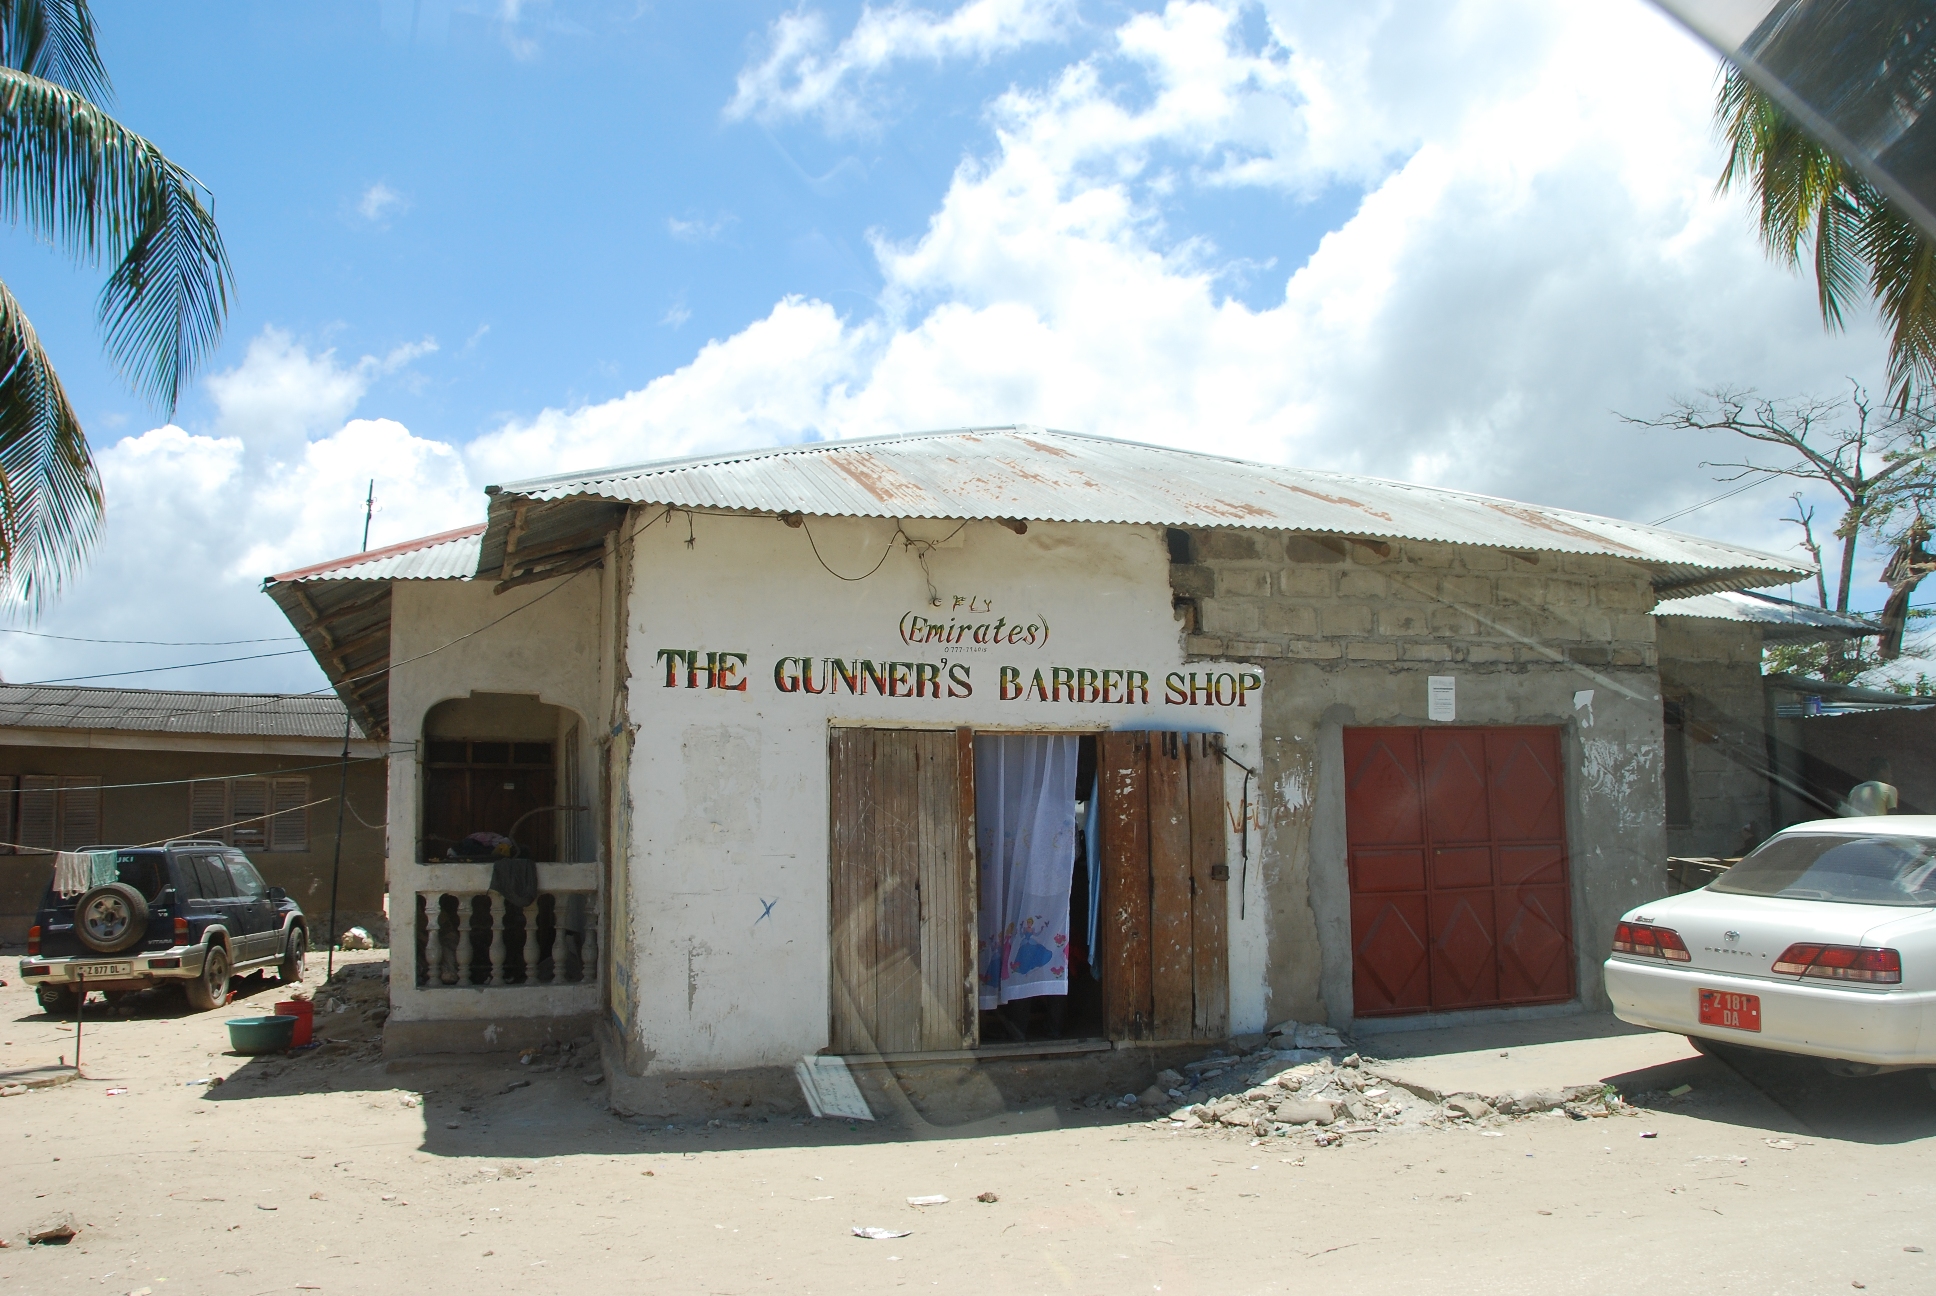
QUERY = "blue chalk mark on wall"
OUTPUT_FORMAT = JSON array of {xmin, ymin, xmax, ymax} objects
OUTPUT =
[{"xmin": 755, "ymin": 897, "xmax": 777, "ymax": 926}]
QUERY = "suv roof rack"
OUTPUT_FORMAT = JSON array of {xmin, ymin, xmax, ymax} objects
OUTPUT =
[{"xmin": 162, "ymin": 839, "xmax": 230, "ymax": 849}]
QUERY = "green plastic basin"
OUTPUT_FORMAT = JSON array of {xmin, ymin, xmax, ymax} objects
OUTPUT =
[{"xmin": 226, "ymin": 1015, "xmax": 298, "ymax": 1055}]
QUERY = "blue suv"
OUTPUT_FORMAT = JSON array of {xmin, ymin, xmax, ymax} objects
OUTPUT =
[{"xmin": 19, "ymin": 840, "xmax": 307, "ymax": 1014}]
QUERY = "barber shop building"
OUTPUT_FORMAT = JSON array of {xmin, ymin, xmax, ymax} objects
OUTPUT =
[{"xmin": 265, "ymin": 428, "xmax": 1804, "ymax": 1079}]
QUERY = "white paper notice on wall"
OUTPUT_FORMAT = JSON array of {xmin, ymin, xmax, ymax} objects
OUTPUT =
[
  {"xmin": 1427, "ymin": 676, "xmax": 1456, "ymax": 723},
  {"xmin": 1573, "ymin": 689, "xmax": 1595, "ymax": 727}
]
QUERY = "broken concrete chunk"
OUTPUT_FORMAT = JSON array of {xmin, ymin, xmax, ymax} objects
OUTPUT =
[
  {"xmin": 1446, "ymin": 1096, "xmax": 1493, "ymax": 1120},
  {"xmin": 1137, "ymin": 1086, "xmax": 1167, "ymax": 1107},
  {"xmin": 1155, "ymin": 1069, "xmax": 1185, "ymax": 1089},
  {"xmin": 1218, "ymin": 1110, "xmax": 1259, "ymax": 1128},
  {"xmin": 1242, "ymin": 1086, "xmax": 1277, "ymax": 1102},
  {"xmin": 1273, "ymin": 1098, "xmax": 1340, "ymax": 1125},
  {"xmin": 27, "ymin": 1212, "xmax": 77, "ymax": 1245}
]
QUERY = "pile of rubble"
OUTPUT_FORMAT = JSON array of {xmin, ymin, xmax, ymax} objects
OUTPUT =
[
  {"xmin": 305, "ymin": 961, "xmax": 391, "ymax": 1055},
  {"xmin": 1137, "ymin": 1019, "xmax": 1634, "ymax": 1144}
]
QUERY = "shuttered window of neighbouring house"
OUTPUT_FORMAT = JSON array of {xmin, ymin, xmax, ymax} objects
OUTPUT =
[
  {"xmin": 18, "ymin": 775, "xmax": 58, "ymax": 853},
  {"xmin": 230, "ymin": 779, "xmax": 270, "ymax": 850},
  {"xmin": 1096, "ymin": 730, "xmax": 1229, "ymax": 1042},
  {"xmin": 827, "ymin": 727, "xmax": 977, "ymax": 1055},
  {"xmin": 270, "ymin": 778, "xmax": 310, "ymax": 851},
  {"xmin": 190, "ymin": 780, "xmax": 229, "ymax": 840},
  {"xmin": 0, "ymin": 774, "xmax": 13, "ymax": 854},
  {"xmin": 59, "ymin": 777, "xmax": 102, "ymax": 850}
]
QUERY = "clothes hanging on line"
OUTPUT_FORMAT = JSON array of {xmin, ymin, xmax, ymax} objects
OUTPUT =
[
  {"xmin": 976, "ymin": 733, "xmax": 1080, "ymax": 1009},
  {"xmin": 55, "ymin": 849, "xmax": 126, "ymax": 897},
  {"xmin": 53, "ymin": 851, "xmax": 90, "ymax": 898}
]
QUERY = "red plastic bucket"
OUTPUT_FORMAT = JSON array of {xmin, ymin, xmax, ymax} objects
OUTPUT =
[{"xmin": 274, "ymin": 999, "xmax": 314, "ymax": 1047}]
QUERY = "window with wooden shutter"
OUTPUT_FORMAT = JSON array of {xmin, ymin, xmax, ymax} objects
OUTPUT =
[
  {"xmin": 18, "ymin": 775, "xmax": 58, "ymax": 852},
  {"xmin": 1096, "ymin": 730, "xmax": 1229, "ymax": 1042},
  {"xmin": 0, "ymin": 774, "xmax": 14, "ymax": 854},
  {"xmin": 59, "ymin": 777, "xmax": 101, "ymax": 849},
  {"xmin": 270, "ymin": 778, "xmax": 309, "ymax": 851},
  {"xmin": 189, "ymin": 780, "xmax": 229, "ymax": 841},
  {"xmin": 230, "ymin": 779, "xmax": 270, "ymax": 850}
]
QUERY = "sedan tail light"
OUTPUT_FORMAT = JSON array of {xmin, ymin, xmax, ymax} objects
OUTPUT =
[
  {"xmin": 1772, "ymin": 943, "xmax": 1902, "ymax": 984},
  {"xmin": 1613, "ymin": 921, "xmax": 1691, "ymax": 962},
  {"xmin": 27, "ymin": 924, "xmax": 39, "ymax": 956}
]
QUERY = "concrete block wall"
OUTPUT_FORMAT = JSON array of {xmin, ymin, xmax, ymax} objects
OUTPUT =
[
  {"xmin": 1169, "ymin": 531, "xmax": 1658, "ymax": 673},
  {"xmin": 1656, "ymin": 617, "xmax": 1775, "ymax": 858},
  {"xmin": 1169, "ymin": 530, "xmax": 1668, "ymax": 1032}
]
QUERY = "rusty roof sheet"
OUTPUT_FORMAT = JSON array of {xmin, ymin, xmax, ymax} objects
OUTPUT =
[
  {"xmin": 0, "ymin": 684, "xmax": 368, "ymax": 740},
  {"xmin": 489, "ymin": 427, "xmax": 1806, "ymax": 590},
  {"xmin": 1655, "ymin": 590, "xmax": 1879, "ymax": 642},
  {"xmin": 268, "ymin": 524, "xmax": 483, "ymax": 584}
]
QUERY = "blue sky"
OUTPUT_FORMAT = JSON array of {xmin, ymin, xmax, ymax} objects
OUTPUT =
[{"xmin": 0, "ymin": 0, "xmax": 1917, "ymax": 692}]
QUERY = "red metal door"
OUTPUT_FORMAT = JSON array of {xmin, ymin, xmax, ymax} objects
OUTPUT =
[{"xmin": 1345, "ymin": 726, "xmax": 1573, "ymax": 1016}]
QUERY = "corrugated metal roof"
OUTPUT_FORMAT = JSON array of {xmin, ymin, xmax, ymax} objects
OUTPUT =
[
  {"xmin": 268, "ymin": 524, "xmax": 483, "ymax": 584},
  {"xmin": 489, "ymin": 427, "xmax": 1807, "ymax": 591},
  {"xmin": 1655, "ymin": 590, "xmax": 1879, "ymax": 642},
  {"xmin": 0, "ymin": 685, "xmax": 368, "ymax": 740}
]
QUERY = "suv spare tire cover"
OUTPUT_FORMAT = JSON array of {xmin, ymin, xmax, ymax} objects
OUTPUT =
[{"xmin": 74, "ymin": 883, "xmax": 149, "ymax": 954}]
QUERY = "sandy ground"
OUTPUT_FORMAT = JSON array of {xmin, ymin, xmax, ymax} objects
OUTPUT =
[{"xmin": 3, "ymin": 953, "xmax": 1934, "ymax": 1296}]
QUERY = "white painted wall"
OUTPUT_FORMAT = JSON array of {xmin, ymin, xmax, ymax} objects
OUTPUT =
[
  {"xmin": 621, "ymin": 513, "xmax": 1266, "ymax": 1073},
  {"xmin": 386, "ymin": 574, "xmax": 606, "ymax": 1027}
]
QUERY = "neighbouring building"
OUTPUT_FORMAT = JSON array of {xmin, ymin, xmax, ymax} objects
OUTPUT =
[
  {"xmin": 1651, "ymin": 589, "xmax": 1878, "ymax": 858},
  {"xmin": 0, "ymin": 685, "xmax": 390, "ymax": 945},
  {"xmin": 263, "ymin": 428, "xmax": 1806, "ymax": 1079}
]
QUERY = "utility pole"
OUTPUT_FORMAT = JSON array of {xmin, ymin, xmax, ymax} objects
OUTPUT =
[{"xmin": 326, "ymin": 483, "xmax": 373, "ymax": 979}]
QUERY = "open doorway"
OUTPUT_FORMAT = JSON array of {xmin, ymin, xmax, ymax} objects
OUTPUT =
[{"xmin": 977, "ymin": 733, "xmax": 1105, "ymax": 1042}]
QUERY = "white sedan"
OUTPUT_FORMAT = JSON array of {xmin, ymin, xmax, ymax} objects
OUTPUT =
[{"xmin": 1606, "ymin": 816, "xmax": 1936, "ymax": 1072}]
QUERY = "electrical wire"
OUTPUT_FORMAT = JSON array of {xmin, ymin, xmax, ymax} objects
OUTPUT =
[
  {"xmin": 20, "ymin": 647, "xmax": 317, "ymax": 686},
  {"xmin": 1649, "ymin": 470, "xmax": 1780, "ymax": 526},
  {"xmin": 0, "ymin": 628, "xmax": 301, "ymax": 646}
]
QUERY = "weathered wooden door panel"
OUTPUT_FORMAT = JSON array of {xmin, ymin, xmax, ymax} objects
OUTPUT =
[
  {"xmin": 1099, "ymin": 730, "xmax": 1229, "ymax": 1041},
  {"xmin": 828, "ymin": 728, "xmax": 976, "ymax": 1055},
  {"xmin": 1098, "ymin": 731, "xmax": 1154, "ymax": 1040},
  {"xmin": 1187, "ymin": 733, "xmax": 1229, "ymax": 1039},
  {"xmin": 1147, "ymin": 732, "xmax": 1195, "ymax": 1040},
  {"xmin": 1345, "ymin": 726, "xmax": 1573, "ymax": 1016}
]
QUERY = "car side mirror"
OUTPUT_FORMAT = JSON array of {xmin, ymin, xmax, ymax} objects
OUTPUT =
[{"xmin": 265, "ymin": 886, "xmax": 288, "ymax": 902}]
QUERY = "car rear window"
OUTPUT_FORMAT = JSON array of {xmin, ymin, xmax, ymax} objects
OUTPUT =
[{"xmin": 1709, "ymin": 833, "xmax": 1936, "ymax": 907}]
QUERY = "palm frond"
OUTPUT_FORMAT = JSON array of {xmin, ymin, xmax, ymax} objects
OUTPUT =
[
  {"xmin": 0, "ymin": 0, "xmax": 109, "ymax": 103},
  {"xmin": 0, "ymin": 274, "xmax": 100, "ymax": 610},
  {"xmin": 1861, "ymin": 196, "xmax": 1936, "ymax": 411},
  {"xmin": 0, "ymin": 65, "xmax": 230, "ymax": 411}
]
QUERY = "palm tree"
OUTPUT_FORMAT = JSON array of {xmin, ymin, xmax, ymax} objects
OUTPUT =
[
  {"xmin": 1716, "ymin": 67, "xmax": 1936, "ymax": 411},
  {"xmin": 0, "ymin": 0, "xmax": 231, "ymax": 608}
]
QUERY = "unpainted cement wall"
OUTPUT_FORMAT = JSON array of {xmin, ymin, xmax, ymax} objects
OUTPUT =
[
  {"xmin": 1656, "ymin": 617, "xmax": 1775, "ymax": 857},
  {"xmin": 1171, "ymin": 531, "xmax": 1668, "ymax": 1027}
]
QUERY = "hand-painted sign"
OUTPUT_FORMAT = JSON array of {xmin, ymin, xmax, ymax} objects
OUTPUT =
[{"xmin": 659, "ymin": 649, "xmax": 1263, "ymax": 707}]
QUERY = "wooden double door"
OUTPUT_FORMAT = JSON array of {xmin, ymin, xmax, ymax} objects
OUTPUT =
[
  {"xmin": 827, "ymin": 727, "xmax": 1229, "ymax": 1055},
  {"xmin": 1344, "ymin": 726, "xmax": 1574, "ymax": 1016}
]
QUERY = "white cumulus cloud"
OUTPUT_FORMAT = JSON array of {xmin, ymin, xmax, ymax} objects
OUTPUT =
[{"xmin": 727, "ymin": 0, "xmax": 1078, "ymax": 131}]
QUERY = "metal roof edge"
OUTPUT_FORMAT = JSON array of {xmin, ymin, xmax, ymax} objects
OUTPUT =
[{"xmin": 264, "ymin": 523, "xmax": 486, "ymax": 585}]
